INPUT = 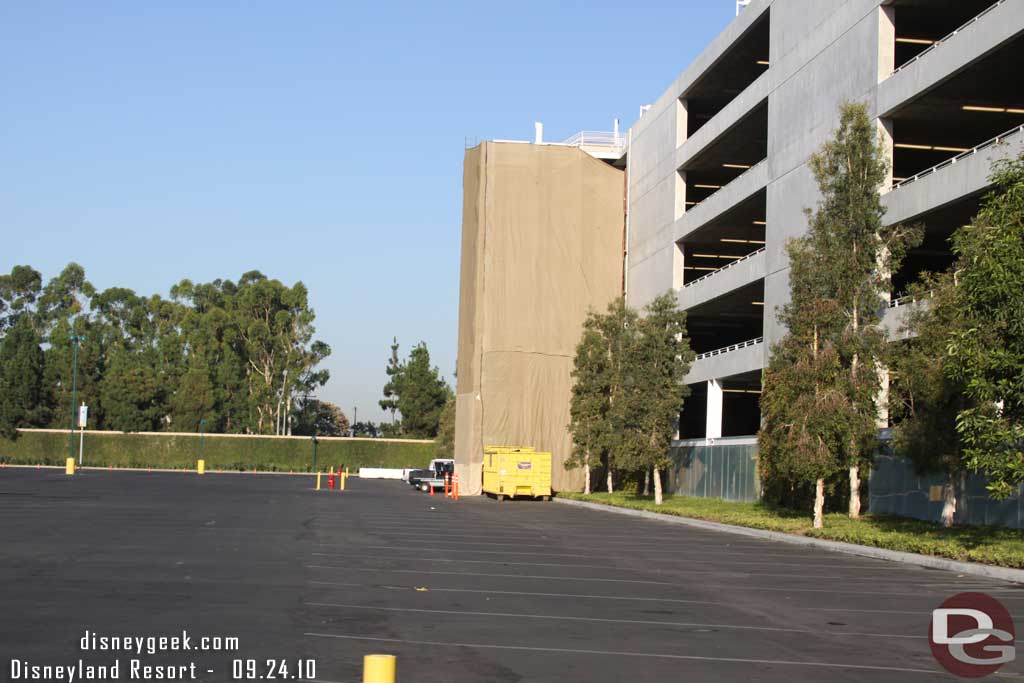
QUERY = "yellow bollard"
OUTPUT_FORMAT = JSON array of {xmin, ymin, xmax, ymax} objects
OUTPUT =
[
  {"xmin": 362, "ymin": 654, "xmax": 395, "ymax": 683},
  {"xmin": 65, "ymin": 458, "xmax": 75, "ymax": 475},
  {"xmin": 338, "ymin": 469, "xmax": 346, "ymax": 491},
  {"xmin": 316, "ymin": 471, "xmax": 321, "ymax": 491},
  {"xmin": 197, "ymin": 459, "xmax": 205, "ymax": 475}
]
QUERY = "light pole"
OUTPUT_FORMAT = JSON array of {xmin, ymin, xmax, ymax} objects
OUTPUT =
[
  {"xmin": 68, "ymin": 334, "xmax": 85, "ymax": 463},
  {"xmin": 199, "ymin": 418, "xmax": 207, "ymax": 464}
]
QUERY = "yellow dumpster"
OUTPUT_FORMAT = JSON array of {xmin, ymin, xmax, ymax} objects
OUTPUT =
[{"xmin": 483, "ymin": 447, "xmax": 551, "ymax": 501}]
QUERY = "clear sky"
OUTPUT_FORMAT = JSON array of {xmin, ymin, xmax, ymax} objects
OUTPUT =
[{"xmin": 0, "ymin": 1, "xmax": 739, "ymax": 423}]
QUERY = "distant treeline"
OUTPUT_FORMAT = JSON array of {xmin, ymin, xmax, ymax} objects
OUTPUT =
[{"xmin": 0, "ymin": 264, "xmax": 332, "ymax": 437}]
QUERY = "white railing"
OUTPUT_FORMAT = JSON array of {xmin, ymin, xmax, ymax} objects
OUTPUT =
[
  {"xmin": 888, "ymin": 290, "xmax": 933, "ymax": 309},
  {"xmin": 687, "ymin": 157, "xmax": 767, "ymax": 209},
  {"xmin": 561, "ymin": 131, "xmax": 627, "ymax": 148},
  {"xmin": 891, "ymin": 1, "xmax": 1003, "ymax": 76},
  {"xmin": 684, "ymin": 247, "xmax": 765, "ymax": 288},
  {"xmin": 695, "ymin": 336, "xmax": 764, "ymax": 361},
  {"xmin": 891, "ymin": 124, "xmax": 1024, "ymax": 191}
]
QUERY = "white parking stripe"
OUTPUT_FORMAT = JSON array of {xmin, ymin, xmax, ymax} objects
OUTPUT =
[
  {"xmin": 303, "ymin": 633, "xmax": 944, "ymax": 675},
  {"xmin": 305, "ymin": 602, "xmax": 924, "ymax": 640}
]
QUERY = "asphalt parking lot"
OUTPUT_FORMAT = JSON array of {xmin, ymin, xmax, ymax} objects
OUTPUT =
[{"xmin": 1, "ymin": 468, "xmax": 1022, "ymax": 682}]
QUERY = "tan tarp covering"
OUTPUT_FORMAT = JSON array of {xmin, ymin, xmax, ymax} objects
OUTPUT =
[{"xmin": 454, "ymin": 142, "xmax": 624, "ymax": 494}]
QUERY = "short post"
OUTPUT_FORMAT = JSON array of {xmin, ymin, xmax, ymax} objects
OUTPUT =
[
  {"xmin": 65, "ymin": 458, "xmax": 75, "ymax": 476},
  {"xmin": 338, "ymin": 467, "xmax": 345, "ymax": 491},
  {"xmin": 362, "ymin": 654, "xmax": 396, "ymax": 683},
  {"xmin": 316, "ymin": 471, "xmax": 322, "ymax": 491},
  {"xmin": 197, "ymin": 459, "xmax": 205, "ymax": 475}
]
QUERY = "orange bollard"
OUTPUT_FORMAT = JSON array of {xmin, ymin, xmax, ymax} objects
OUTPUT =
[
  {"xmin": 328, "ymin": 472, "xmax": 335, "ymax": 489},
  {"xmin": 454, "ymin": 473, "xmax": 460, "ymax": 500},
  {"xmin": 444, "ymin": 474, "xmax": 450, "ymax": 497},
  {"xmin": 429, "ymin": 482, "xmax": 434, "ymax": 496}
]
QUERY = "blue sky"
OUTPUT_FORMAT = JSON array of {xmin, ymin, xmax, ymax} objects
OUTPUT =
[{"xmin": 0, "ymin": 1, "xmax": 738, "ymax": 422}]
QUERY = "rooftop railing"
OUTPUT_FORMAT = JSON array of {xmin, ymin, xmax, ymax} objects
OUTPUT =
[
  {"xmin": 561, "ymin": 131, "xmax": 627, "ymax": 148},
  {"xmin": 683, "ymin": 247, "xmax": 766, "ymax": 288}
]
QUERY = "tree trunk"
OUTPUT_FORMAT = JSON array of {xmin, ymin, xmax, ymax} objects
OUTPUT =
[
  {"xmin": 813, "ymin": 478, "xmax": 825, "ymax": 529},
  {"xmin": 583, "ymin": 451, "xmax": 591, "ymax": 495},
  {"xmin": 940, "ymin": 471, "xmax": 957, "ymax": 528},
  {"xmin": 653, "ymin": 466, "xmax": 663, "ymax": 505},
  {"xmin": 606, "ymin": 469, "xmax": 613, "ymax": 494},
  {"xmin": 848, "ymin": 465, "xmax": 861, "ymax": 518},
  {"xmin": 642, "ymin": 468, "xmax": 650, "ymax": 496},
  {"xmin": 956, "ymin": 470, "xmax": 969, "ymax": 525}
]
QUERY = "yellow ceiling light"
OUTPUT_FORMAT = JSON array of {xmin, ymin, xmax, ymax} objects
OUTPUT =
[
  {"xmin": 683, "ymin": 266, "xmax": 717, "ymax": 271},
  {"xmin": 751, "ymin": 301, "xmax": 764, "ymax": 306},
  {"xmin": 756, "ymin": 60, "xmax": 770, "ymax": 66},
  {"xmin": 722, "ymin": 163, "xmax": 752, "ymax": 169},
  {"xmin": 895, "ymin": 37, "xmax": 934, "ymax": 45},
  {"xmin": 933, "ymin": 145, "xmax": 969, "ymax": 153},
  {"xmin": 694, "ymin": 183, "xmax": 722, "ymax": 189},
  {"xmin": 894, "ymin": 143, "xmax": 932, "ymax": 150},
  {"xmin": 720, "ymin": 238, "xmax": 766, "ymax": 244},
  {"xmin": 692, "ymin": 253, "xmax": 743, "ymax": 259},
  {"xmin": 752, "ymin": 220, "xmax": 766, "ymax": 225},
  {"xmin": 962, "ymin": 105, "xmax": 1008, "ymax": 113}
]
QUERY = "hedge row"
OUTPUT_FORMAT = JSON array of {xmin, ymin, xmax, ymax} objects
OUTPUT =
[{"xmin": 0, "ymin": 430, "xmax": 436, "ymax": 472}]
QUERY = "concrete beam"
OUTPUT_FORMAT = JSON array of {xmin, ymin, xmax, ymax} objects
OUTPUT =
[{"xmin": 685, "ymin": 340, "xmax": 766, "ymax": 384}]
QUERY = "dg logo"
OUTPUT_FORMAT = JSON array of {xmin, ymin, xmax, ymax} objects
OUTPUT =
[{"xmin": 930, "ymin": 592, "xmax": 1016, "ymax": 678}]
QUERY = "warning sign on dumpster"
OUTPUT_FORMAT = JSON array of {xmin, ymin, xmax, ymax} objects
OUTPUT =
[{"xmin": 518, "ymin": 462, "xmax": 532, "ymax": 470}]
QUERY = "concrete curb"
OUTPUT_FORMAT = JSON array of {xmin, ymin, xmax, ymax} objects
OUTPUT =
[{"xmin": 554, "ymin": 497, "xmax": 1024, "ymax": 584}]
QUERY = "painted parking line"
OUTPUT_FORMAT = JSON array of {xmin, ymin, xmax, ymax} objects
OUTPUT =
[
  {"xmin": 304, "ymin": 565, "xmax": 997, "ymax": 597},
  {"xmin": 303, "ymin": 633, "xmax": 944, "ymax": 676},
  {"xmin": 305, "ymin": 602, "xmax": 924, "ymax": 640},
  {"xmin": 309, "ymin": 552, "xmax": 908, "ymax": 581}
]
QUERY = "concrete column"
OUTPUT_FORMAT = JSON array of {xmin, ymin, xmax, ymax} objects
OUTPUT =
[
  {"xmin": 675, "ymin": 170, "xmax": 687, "ymax": 220},
  {"xmin": 676, "ymin": 98, "xmax": 689, "ymax": 148},
  {"xmin": 877, "ymin": 5, "xmax": 896, "ymax": 83},
  {"xmin": 673, "ymin": 241, "xmax": 685, "ymax": 289},
  {"xmin": 706, "ymin": 379, "xmax": 723, "ymax": 439}
]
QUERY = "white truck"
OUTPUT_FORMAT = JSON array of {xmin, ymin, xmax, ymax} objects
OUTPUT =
[{"xmin": 411, "ymin": 458, "xmax": 455, "ymax": 492}]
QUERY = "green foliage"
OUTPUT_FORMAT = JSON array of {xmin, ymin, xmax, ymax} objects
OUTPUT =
[
  {"xmin": 619, "ymin": 293, "xmax": 695, "ymax": 478},
  {"xmin": 100, "ymin": 351, "xmax": 165, "ymax": 432},
  {"xmin": 435, "ymin": 396, "xmax": 455, "ymax": 458},
  {"xmin": 760, "ymin": 101, "xmax": 922, "ymax": 518},
  {"xmin": 567, "ymin": 294, "xmax": 694, "ymax": 496},
  {"xmin": 560, "ymin": 492, "xmax": 1024, "ymax": 569},
  {"xmin": 0, "ymin": 430, "xmax": 434, "ymax": 472},
  {"xmin": 946, "ymin": 154, "xmax": 1024, "ymax": 499},
  {"xmin": 170, "ymin": 361, "xmax": 219, "ymax": 433},
  {"xmin": 389, "ymin": 342, "xmax": 452, "ymax": 439},
  {"xmin": 292, "ymin": 399, "xmax": 349, "ymax": 437},
  {"xmin": 890, "ymin": 271, "xmax": 968, "ymax": 482},
  {"xmin": 352, "ymin": 421, "xmax": 381, "ymax": 438},
  {"xmin": 0, "ymin": 264, "xmax": 331, "ymax": 437},
  {"xmin": 0, "ymin": 318, "xmax": 46, "ymax": 438},
  {"xmin": 379, "ymin": 337, "xmax": 401, "ymax": 427}
]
